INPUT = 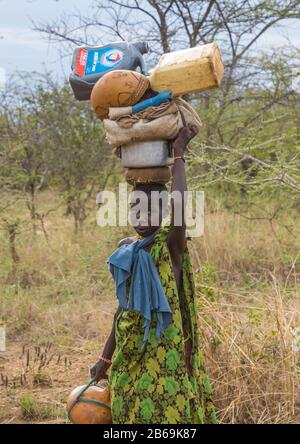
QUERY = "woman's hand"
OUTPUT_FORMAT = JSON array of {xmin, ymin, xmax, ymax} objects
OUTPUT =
[
  {"xmin": 172, "ymin": 124, "xmax": 198, "ymax": 156},
  {"xmin": 90, "ymin": 359, "xmax": 110, "ymax": 383}
]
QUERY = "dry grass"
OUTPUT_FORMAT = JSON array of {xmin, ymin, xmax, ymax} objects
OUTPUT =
[
  {"xmin": 191, "ymin": 211, "xmax": 300, "ymax": 423},
  {"xmin": 198, "ymin": 284, "xmax": 299, "ymax": 423},
  {"xmin": 0, "ymin": 190, "xmax": 299, "ymax": 423}
]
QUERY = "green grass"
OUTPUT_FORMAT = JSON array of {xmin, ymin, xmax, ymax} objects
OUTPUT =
[{"xmin": 18, "ymin": 394, "xmax": 64, "ymax": 421}]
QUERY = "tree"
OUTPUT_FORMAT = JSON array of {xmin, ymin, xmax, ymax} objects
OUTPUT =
[
  {"xmin": 0, "ymin": 76, "xmax": 49, "ymax": 238},
  {"xmin": 31, "ymin": 80, "xmax": 115, "ymax": 234},
  {"xmin": 33, "ymin": 1, "xmax": 300, "ymax": 211},
  {"xmin": 0, "ymin": 74, "xmax": 115, "ymax": 237}
]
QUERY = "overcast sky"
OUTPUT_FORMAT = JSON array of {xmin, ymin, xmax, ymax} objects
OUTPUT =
[{"xmin": 1, "ymin": 0, "xmax": 300, "ymax": 86}]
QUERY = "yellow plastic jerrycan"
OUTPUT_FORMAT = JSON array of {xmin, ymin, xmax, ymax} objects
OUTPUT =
[{"xmin": 149, "ymin": 43, "xmax": 224, "ymax": 96}]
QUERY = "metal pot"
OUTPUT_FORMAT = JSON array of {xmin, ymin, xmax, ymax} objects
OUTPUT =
[{"xmin": 121, "ymin": 140, "xmax": 174, "ymax": 168}]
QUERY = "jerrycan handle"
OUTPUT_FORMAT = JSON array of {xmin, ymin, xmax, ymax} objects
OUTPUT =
[
  {"xmin": 133, "ymin": 41, "xmax": 149, "ymax": 75},
  {"xmin": 138, "ymin": 54, "xmax": 148, "ymax": 75}
]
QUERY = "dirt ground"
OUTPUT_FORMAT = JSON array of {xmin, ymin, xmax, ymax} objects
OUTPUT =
[{"xmin": 0, "ymin": 302, "xmax": 114, "ymax": 424}]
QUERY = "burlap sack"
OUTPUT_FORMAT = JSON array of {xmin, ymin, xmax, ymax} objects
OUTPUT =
[
  {"xmin": 108, "ymin": 101, "xmax": 175, "ymax": 122},
  {"xmin": 104, "ymin": 99, "xmax": 202, "ymax": 147},
  {"xmin": 125, "ymin": 166, "xmax": 171, "ymax": 186},
  {"xmin": 174, "ymin": 97, "xmax": 203, "ymax": 130},
  {"xmin": 104, "ymin": 113, "xmax": 180, "ymax": 146}
]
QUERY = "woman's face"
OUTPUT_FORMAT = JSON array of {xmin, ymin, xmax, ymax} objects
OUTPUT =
[{"xmin": 129, "ymin": 192, "xmax": 163, "ymax": 237}]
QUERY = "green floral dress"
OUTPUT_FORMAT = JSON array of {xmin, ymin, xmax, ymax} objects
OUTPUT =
[{"xmin": 109, "ymin": 227, "xmax": 217, "ymax": 424}]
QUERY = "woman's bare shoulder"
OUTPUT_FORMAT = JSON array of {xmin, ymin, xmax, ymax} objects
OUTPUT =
[{"xmin": 118, "ymin": 236, "xmax": 136, "ymax": 248}]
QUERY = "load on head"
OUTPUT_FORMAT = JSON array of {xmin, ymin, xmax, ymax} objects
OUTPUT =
[{"xmin": 69, "ymin": 42, "xmax": 224, "ymax": 187}]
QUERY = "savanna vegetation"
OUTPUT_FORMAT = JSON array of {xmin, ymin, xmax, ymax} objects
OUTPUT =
[{"xmin": 0, "ymin": 0, "xmax": 300, "ymax": 423}]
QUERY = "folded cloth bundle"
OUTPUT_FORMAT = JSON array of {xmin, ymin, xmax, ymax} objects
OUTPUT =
[
  {"xmin": 104, "ymin": 98, "xmax": 202, "ymax": 147},
  {"xmin": 125, "ymin": 166, "xmax": 171, "ymax": 186}
]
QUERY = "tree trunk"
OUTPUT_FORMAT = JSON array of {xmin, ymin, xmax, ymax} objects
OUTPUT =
[{"xmin": 6, "ymin": 222, "xmax": 20, "ymax": 266}]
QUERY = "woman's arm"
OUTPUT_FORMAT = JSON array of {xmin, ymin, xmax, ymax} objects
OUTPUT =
[
  {"xmin": 90, "ymin": 305, "xmax": 122, "ymax": 382},
  {"xmin": 167, "ymin": 125, "xmax": 197, "ymax": 287}
]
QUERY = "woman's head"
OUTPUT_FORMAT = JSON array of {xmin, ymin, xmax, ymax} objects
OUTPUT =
[{"xmin": 129, "ymin": 183, "xmax": 168, "ymax": 237}]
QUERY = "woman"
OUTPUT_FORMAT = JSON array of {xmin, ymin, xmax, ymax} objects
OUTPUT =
[{"xmin": 90, "ymin": 125, "xmax": 216, "ymax": 424}]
